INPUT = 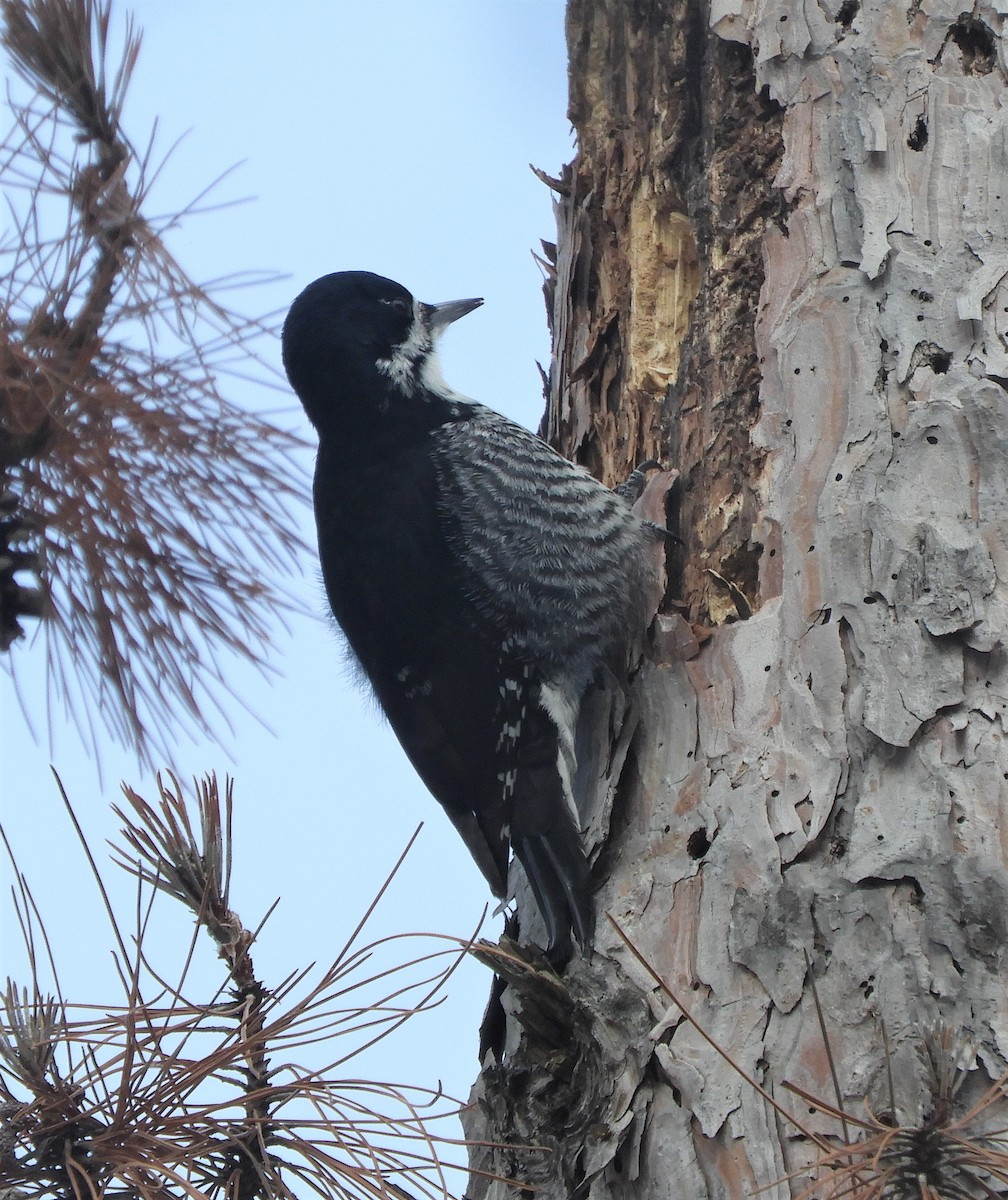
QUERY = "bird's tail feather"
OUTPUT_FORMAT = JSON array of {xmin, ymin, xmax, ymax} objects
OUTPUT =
[
  {"xmin": 508, "ymin": 697, "xmax": 594, "ymax": 958},
  {"xmin": 512, "ymin": 792, "xmax": 593, "ymax": 958}
]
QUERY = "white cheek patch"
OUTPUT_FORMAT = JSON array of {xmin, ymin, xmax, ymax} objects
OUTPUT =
[
  {"xmin": 377, "ymin": 310, "xmax": 430, "ymax": 393},
  {"xmin": 376, "ymin": 308, "xmax": 468, "ymax": 406},
  {"xmin": 420, "ymin": 350, "xmax": 451, "ymax": 395}
]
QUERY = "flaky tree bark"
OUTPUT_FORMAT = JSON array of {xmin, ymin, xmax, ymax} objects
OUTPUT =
[{"xmin": 466, "ymin": 2, "xmax": 1008, "ymax": 1197}]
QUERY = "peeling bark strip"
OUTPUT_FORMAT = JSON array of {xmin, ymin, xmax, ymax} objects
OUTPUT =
[
  {"xmin": 468, "ymin": 2, "xmax": 1008, "ymax": 1198},
  {"xmin": 543, "ymin": 1, "xmax": 702, "ymax": 487},
  {"xmin": 544, "ymin": 0, "xmax": 786, "ymax": 626},
  {"xmin": 665, "ymin": 32, "xmax": 788, "ymax": 625}
]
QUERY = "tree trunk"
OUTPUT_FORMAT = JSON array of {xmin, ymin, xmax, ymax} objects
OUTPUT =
[{"xmin": 465, "ymin": 2, "xmax": 1008, "ymax": 1197}]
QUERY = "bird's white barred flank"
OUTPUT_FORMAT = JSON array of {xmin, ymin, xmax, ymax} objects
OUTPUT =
[{"xmin": 435, "ymin": 406, "xmax": 655, "ymax": 670}]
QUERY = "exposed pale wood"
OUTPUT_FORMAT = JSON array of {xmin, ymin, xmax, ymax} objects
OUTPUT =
[
  {"xmin": 467, "ymin": 2, "xmax": 1008, "ymax": 1197},
  {"xmin": 543, "ymin": 3, "xmax": 701, "ymax": 492}
]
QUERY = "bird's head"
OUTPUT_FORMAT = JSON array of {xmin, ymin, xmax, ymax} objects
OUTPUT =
[{"xmin": 282, "ymin": 271, "xmax": 482, "ymax": 434}]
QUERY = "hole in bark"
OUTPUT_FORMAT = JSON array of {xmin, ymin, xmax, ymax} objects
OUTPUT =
[
  {"xmin": 948, "ymin": 15, "xmax": 996, "ymax": 75},
  {"xmin": 927, "ymin": 434, "xmax": 938, "ymax": 444},
  {"xmin": 928, "ymin": 349, "xmax": 952, "ymax": 373},
  {"xmin": 719, "ymin": 542, "xmax": 762, "ymax": 617},
  {"xmin": 907, "ymin": 115, "xmax": 928, "ymax": 150},
  {"xmin": 835, "ymin": 473, "xmax": 843, "ymax": 481},
  {"xmin": 687, "ymin": 828, "xmax": 711, "ymax": 859},
  {"xmin": 836, "ymin": 0, "xmax": 858, "ymax": 26}
]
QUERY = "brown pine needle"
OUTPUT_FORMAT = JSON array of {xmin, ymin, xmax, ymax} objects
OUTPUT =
[
  {"xmin": 2, "ymin": 773, "xmax": 477, "ymax": 1200},
  {"xmin": 1, "ymin": 0, "xmax": 309, "ymax": 761}
]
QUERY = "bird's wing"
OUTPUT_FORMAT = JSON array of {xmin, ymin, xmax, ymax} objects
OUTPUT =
[{"xmin": 430, "ymin": 409, "xmax": 648, "ymax": 952}]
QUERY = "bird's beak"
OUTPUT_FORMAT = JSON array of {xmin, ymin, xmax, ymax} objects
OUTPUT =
[{"xmin": 426, "ymin": 296, "xmax": 483, "ymax": 336}]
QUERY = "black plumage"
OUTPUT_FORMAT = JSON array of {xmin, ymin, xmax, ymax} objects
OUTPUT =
[{"xmin": 282, "ymin": 270, "xmax": 658, "ymax": 957}]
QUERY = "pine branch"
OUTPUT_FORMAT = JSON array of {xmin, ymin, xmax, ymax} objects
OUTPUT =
[
  {"xmin": 0, "ymin": 0, "xmax": 309, "ymax": 761},
  {"xmin": 1, "ymin": 774, "xmax": 473, "ymax": 1200}
]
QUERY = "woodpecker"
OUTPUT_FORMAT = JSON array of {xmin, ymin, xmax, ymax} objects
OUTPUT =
[{"xmin": 282, "ymin": 271, "xmax": 659, "ymax": 957}]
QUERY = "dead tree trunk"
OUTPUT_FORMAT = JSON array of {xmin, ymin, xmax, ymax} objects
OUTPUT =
[{"xmin": 465, "ymin": 2, "xmax": 1008, "ymax": 1197}]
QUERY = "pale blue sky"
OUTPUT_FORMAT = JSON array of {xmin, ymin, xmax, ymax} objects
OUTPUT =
[{"xmin": 1, "ymin": 0, "xmax": 573, "ymax": 1172}]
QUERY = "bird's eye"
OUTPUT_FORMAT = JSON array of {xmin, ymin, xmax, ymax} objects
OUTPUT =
[{"xmin": 381, "ymin": 297, "xmax": 411, "ymax": 316}]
